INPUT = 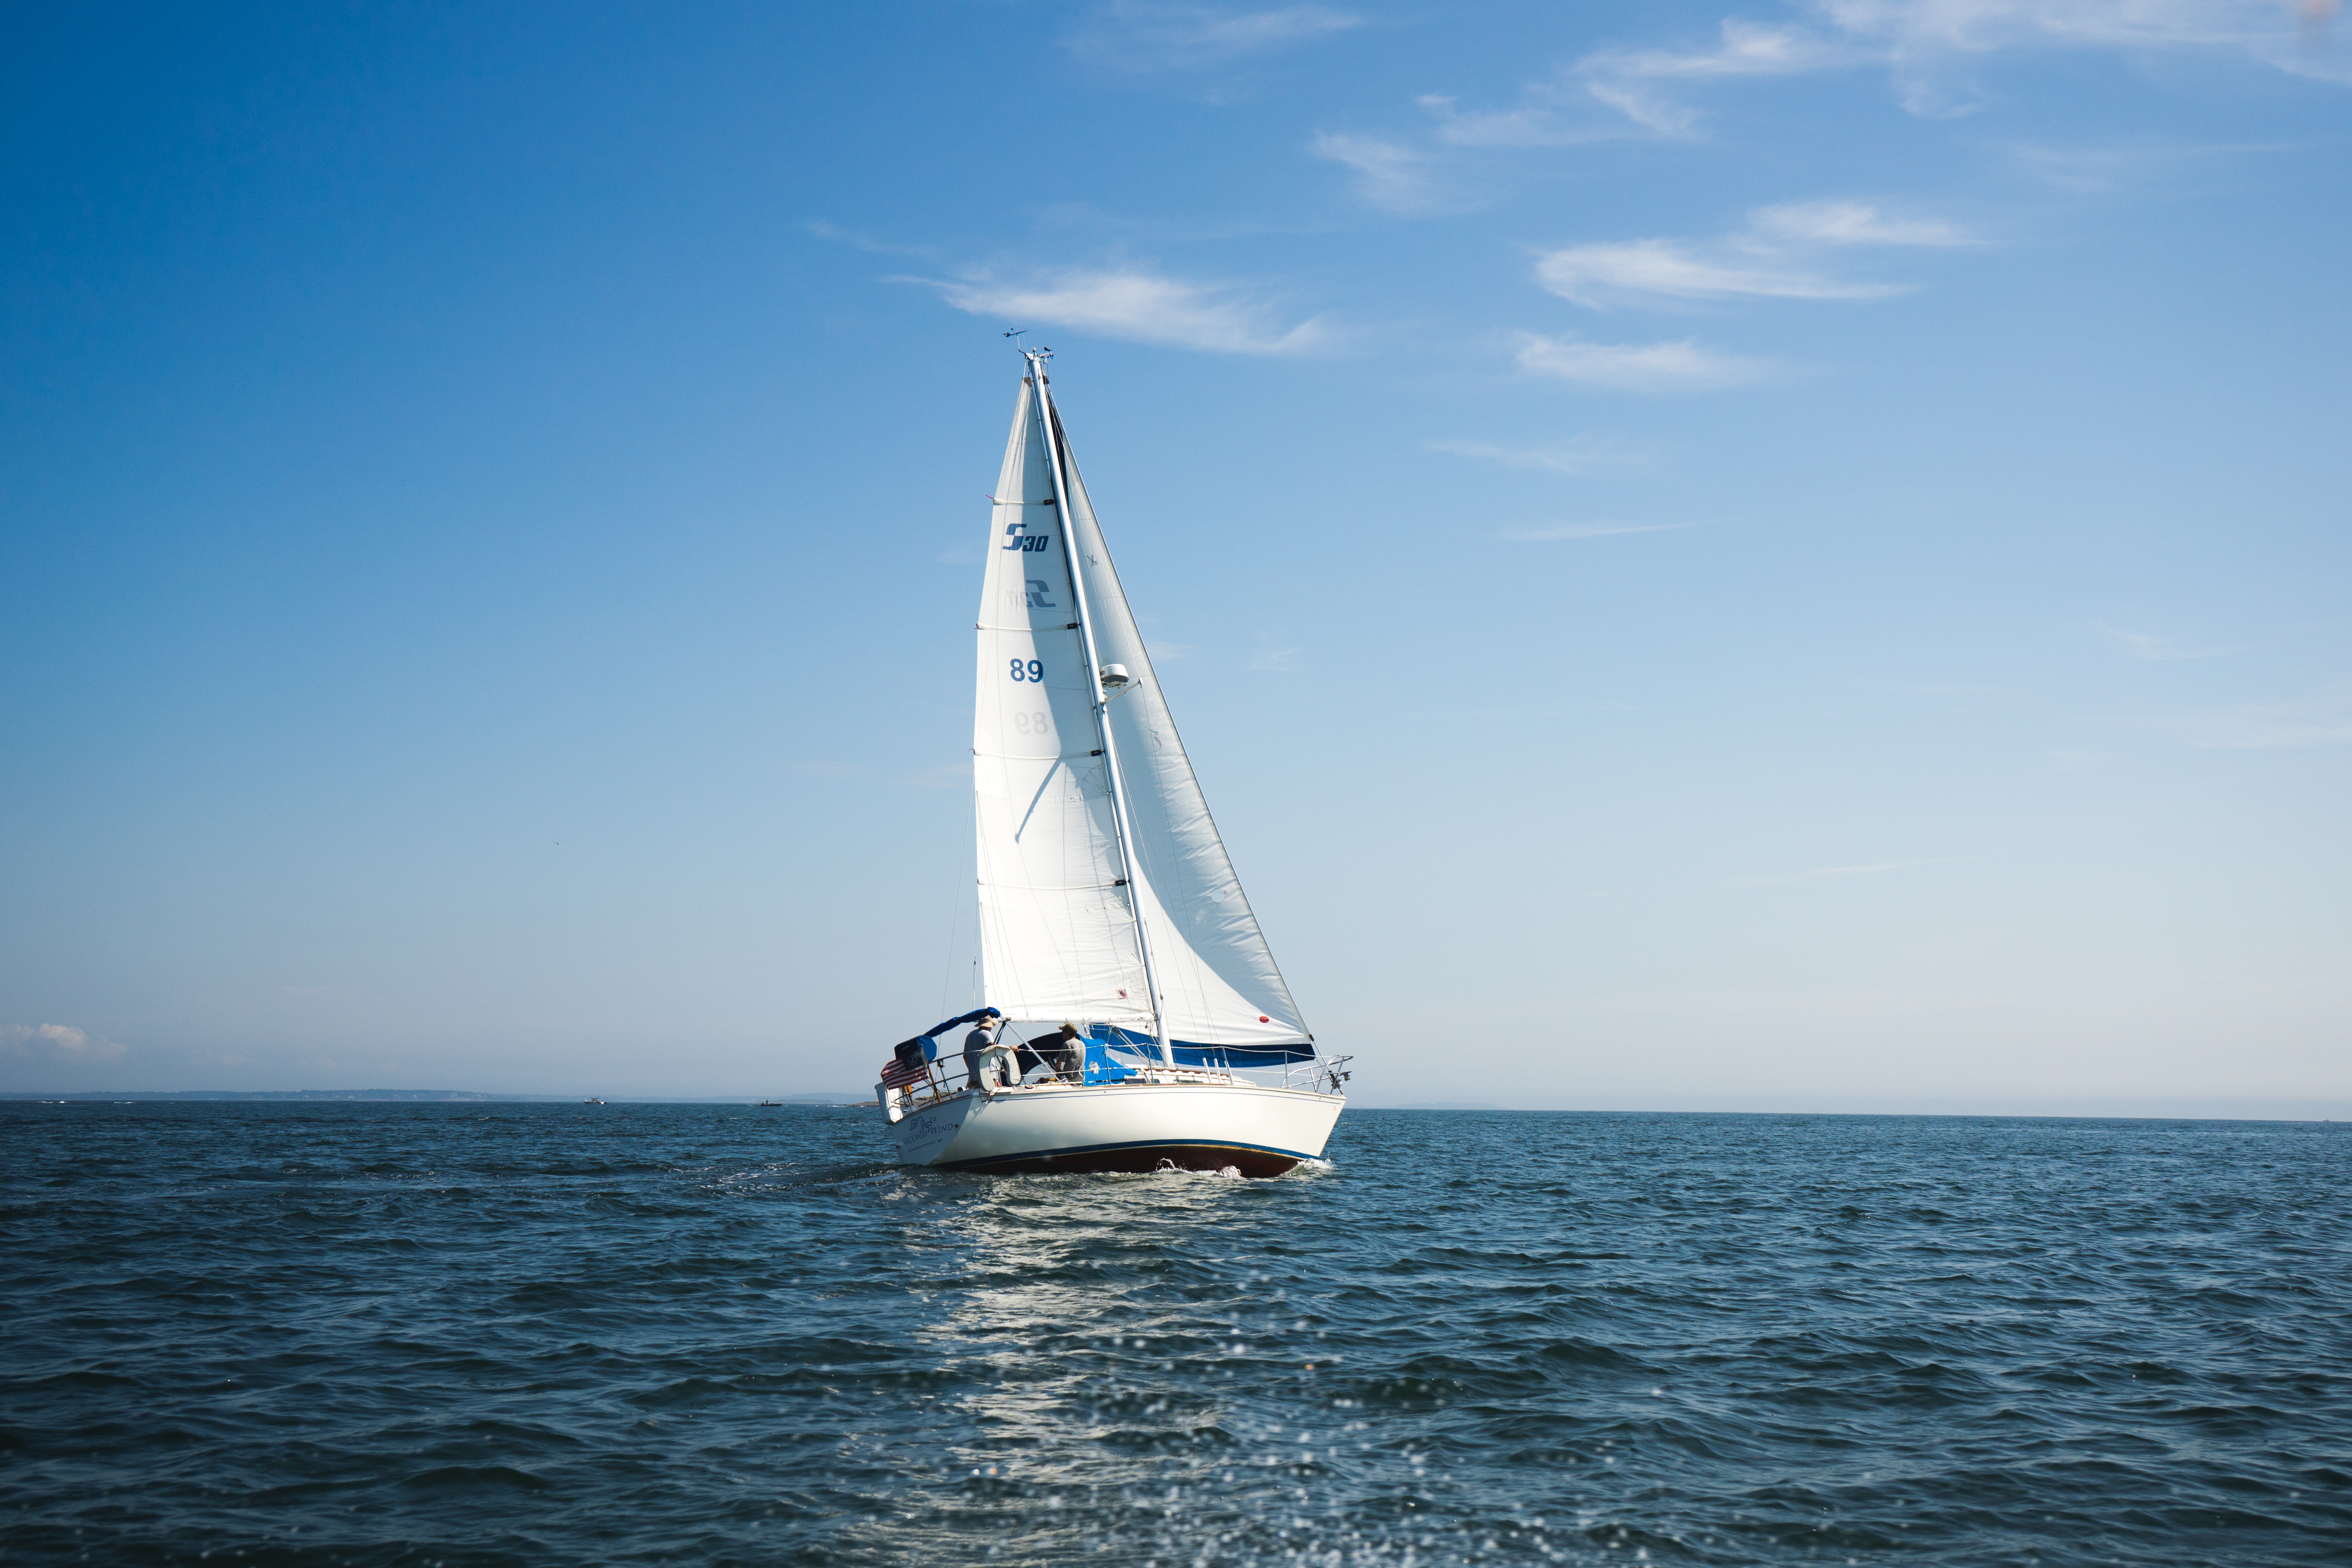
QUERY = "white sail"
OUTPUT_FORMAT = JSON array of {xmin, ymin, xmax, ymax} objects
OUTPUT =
[
  {"xmin": 971, "ymin": 365, "xmax": 1308, "ymax": 1050},
  {"xmin": 1052, "ymin": 411, "xmax": 1311, "ymax": 1050},
  {"xmin": 972, "ymin": 381, "xmax": 1155, "ymax": 1031}
]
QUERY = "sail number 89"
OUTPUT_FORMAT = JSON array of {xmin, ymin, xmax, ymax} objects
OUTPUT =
[{"xmin": 1009, "ymin": 658, "xmax": 1044, "ymax": 682}]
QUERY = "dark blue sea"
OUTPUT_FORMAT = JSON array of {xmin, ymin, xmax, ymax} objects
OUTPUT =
[{"xmin": 4, "ymin": 1103, "xmax": 2347, "ymax": 1566}]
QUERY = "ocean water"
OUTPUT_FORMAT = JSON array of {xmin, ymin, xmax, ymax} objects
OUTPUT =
[{"xmin": 3, "ymin": 1103, "xmax": 2347, "ymax": 1566}]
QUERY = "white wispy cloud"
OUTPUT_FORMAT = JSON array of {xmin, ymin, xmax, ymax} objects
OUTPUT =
[
  {"xmin": 804, "ymin": 220, "xmax": 938, "ymax": 260},
  {"xmin": 2008, "ymin": 139, "xmax": 2295, "ymax": 192},
  {"xmin": 1250, "ymin": 638, "xmax": 1303, "ymax": 671},
  {"xmin": 1749, "ymin": 198, "xmax": 1973, "ymax": 246},
  {"xmin": 1514, "ymin": 332, "xmax": 1769, "ymax": 392},
  {"xmin": 2151, "ymin": 680, "xmax": 2352, "ymax": 748},
  {"xmin": 1404, "ymin": 21, "xmax": 1848, "ymax": 148},
  {"xmin": 1537, "ymin": 200, "xmax": 1972, "ymax": 308},
  {"xmin": 1737, "ymin": 856, "xmax": 1962, "ymax": 887},
  {"xmin": 1071, "ymin": 2, "xmax": 1362, "ymax": 69},
  {"xmin": 1502, "ymin": 521, "xmax": 1693, "ymax": 540},
  {"xmin": 1416, "ymin": 94, "xmax": 1588, "ymax": 149},
  {"xmin": 1428, "ymin": 436, "xmax": 1650, "ymax": 474},
  {"xmin": 1844, "ymin": 1, "xmax": 2352, "ymax": 100},
  {"xmin": 1578, "ymin": 20, "xmax": 1861, "ymax": 134},
  {"xmin": 1537, "ymin": 239, "xmax": 1903, "ymax": 306},
  {"xmin": 1818, "ymin": 0, "xmax": 2317, "ymax": 58},
  {"xmin": 1548, "ymin": 3, "xmax": 2352, "ymax": 135},
  {"xmin": 2096, "ymin": 621, "xmax": 2234, "ymax": 661},
  {"xmin": 1334, "ymin": 5, "xmax": 2333, "ymax": 211},
  {"xmin": 1, "ymin": 1023, "xmax": 127, "ymax": 1062},
  {"xmin": 916, "ymin": 266, "xmax": 1329, "ymax": 355},
  {"xmin": 1875, "ymin": 679, "xmax": 2001, "ymax": 695},
  {"xmin": 1308, "ymin": 131, "xmax": 1450, "ymax": 214},
  {"xmin": 1595, "ymin": 18, "xmax": 1850, "ymax": 81}
]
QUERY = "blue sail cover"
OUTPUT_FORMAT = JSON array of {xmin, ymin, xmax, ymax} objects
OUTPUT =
[
  {"xmin": 1084, "ymin": 1023, "xmax": 1314, "ymax": 1068},
  {"xmin": 918, "ymin": 1008, "xmax": 998, "ymax": 1042}
]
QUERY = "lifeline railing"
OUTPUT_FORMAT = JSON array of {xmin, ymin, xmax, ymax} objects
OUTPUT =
[{"xmin": 878, "ymin": 1040, "xmax": 1350, "ymax": 1109}]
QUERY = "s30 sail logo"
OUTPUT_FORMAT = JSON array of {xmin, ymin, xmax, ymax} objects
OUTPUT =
[{"xmin": 1002, "ymin": 523, "xmax": 1052, "ymax": 553}]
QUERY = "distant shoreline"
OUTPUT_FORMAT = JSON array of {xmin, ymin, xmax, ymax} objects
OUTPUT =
[{"xmin": 0, "ymin": 1091, "xmax": 867, "ymax": 1104}]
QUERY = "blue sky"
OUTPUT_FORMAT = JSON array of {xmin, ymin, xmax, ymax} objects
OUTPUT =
[{"xmin": 4, "ymin": 1, "xmax": 2347, "ymax": 1112}]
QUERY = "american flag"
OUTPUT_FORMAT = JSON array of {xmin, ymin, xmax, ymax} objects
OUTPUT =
[{"xmin": 880, "ymin": 1054, "xmax": 931, "ymax": 1091}]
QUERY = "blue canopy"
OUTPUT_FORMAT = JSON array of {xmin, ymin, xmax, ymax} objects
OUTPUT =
[
  {"xmin": 915, "ymin": 1007, "xmax": 1000, "ymax": 1042},
  {"xmin": 1083, "ymin": 1023, "xmax": 1314, "ymax": 1068}
]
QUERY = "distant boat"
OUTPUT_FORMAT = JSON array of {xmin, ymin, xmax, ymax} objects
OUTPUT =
[
  {"xmin": 583, "ymin": 1097, "xmax": 606, "ymax": 1105},
  {"xmin": 873, "ymin": 350, "xmax": 1348, "ymax": 1177},
  {"xmin": 758, "ymin": 1100, "xmax": 782, "ymax": 1107}
]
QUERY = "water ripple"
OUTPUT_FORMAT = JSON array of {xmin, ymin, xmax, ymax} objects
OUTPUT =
[{"xmin": 2, "ymin": 1103, "xmax": 2347, "ymax": 1565}]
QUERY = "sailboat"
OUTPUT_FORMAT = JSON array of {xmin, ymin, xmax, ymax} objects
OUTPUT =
[{"xmin": 874, "ymin": 349, "xmax": 1347, "ymax": 1177}]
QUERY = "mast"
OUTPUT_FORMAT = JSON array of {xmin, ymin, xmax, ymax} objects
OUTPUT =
[{"xmin": 1024, "ymin": 349, "xmax": 1174, "ymax": 1066}]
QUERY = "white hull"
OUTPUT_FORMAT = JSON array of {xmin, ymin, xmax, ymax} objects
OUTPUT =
[{"xmin": 884, "ymin": 1080, "xmax": 1342, "ymax": 1178}]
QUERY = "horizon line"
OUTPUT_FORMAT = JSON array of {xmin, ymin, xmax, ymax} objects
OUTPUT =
[{"xmin": 4, "ymin": 1089, "xmax": 2345, "ymax": 1124}]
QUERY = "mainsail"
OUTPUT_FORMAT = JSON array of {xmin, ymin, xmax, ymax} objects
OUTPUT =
[
  {"xmin": 972, "ymin": 379, "xmax": 1152, "ymax": 1031},
  {"xmin": 973, "ymin": 372, "xmax": 1309, "ymax": 1052}
]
